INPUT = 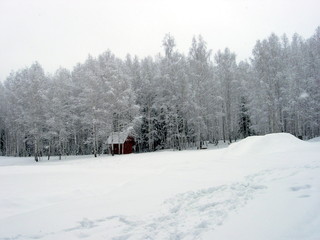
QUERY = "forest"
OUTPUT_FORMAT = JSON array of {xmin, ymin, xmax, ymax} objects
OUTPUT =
[{"xmin": 0, "ymin": 27, "xmax": 319, "ymax": 159}]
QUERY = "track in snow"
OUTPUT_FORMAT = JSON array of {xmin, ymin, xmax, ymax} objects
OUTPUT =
[{"xmin": 1, "ymin": 172, "xmax": 268, "ymax": 240}]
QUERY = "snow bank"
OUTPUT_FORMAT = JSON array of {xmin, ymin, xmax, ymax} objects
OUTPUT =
[
  {"xmin": 308, "ymin": 136, "xmax": 320, "ymax": 142},
  {"xmin": 226, "ymin": 133, "xmax": 309, "ymax": 157}
]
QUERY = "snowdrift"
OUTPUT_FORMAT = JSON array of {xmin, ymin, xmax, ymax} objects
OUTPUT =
[
  {"xmin": 226, "ymin": 133, "xmax": 309, "ymax": 156},
  {"xmin": 308, "ymin": 136, "xmax": 320, "ymax": 142}
]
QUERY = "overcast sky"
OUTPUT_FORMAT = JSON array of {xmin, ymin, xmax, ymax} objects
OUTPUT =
[{"xmin": 0, "ymin": 0, "xmax": 319, "ymax": 82}]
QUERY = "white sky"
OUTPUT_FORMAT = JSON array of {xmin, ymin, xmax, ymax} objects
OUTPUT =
[{"xmin": 0, "ymin": 0, "xmax": 319, "ymax": 82}]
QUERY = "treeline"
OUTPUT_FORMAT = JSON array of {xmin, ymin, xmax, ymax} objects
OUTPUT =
[{"xmin": 0, "ymin": 27, "xmax": 319, "ymax": 159}]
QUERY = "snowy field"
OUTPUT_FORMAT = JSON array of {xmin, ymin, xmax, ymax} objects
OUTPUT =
[{"xmin": 0, "ymin": 133, "xmax": 320, "ymax": 240}]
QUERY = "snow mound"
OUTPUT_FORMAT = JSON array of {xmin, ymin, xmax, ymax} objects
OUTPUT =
[
  {"xmin": 308, "ymin": 136, "xmax": 320, "ymax": 142},
  {"xmin": 226, "ymin": 133, "xmax": 308, "ymax": 156}
]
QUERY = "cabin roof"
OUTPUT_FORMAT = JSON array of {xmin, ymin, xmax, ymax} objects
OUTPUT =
[{"xmin": 107, "ymin": 131, "xmax": 130, "ymax": 144}]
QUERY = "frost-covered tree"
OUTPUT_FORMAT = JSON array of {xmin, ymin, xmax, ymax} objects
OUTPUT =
[
  {"xmin": 133, "ymin": 56, "xmax": 159, "ymax": 151},
  {"xmin": 45, "ymin": 68, "xmax": 73, "ymax": 159},
  {"xmin": 3, "ymin": 63, "xmax": 48, "ymax": 160},
  {"xmin": 0, "ymin": 82, "xmax": 6, "ymax": 155},
  {"xmin": 72, "ymin": 54, "xmax": 112, "ymax": 157},
  {"xmin": 251, "ymin": 34, "xmax": 288, "ymax": 133},
  {"xmin": 1, "ymin": 27, "xmax": 320, "ymax": 158},
  {"xmin": 188, "ymin": 35, "xmax": 213, "ymax": 148},
  {"xmin": 215, "ymin": 48, "xmax": 239, "ymax": 142},
  {"xmin": 304, "ymin": 27, "xmax": 320, "ymax": 137},
  {"xmin": 156, "ymin": 34, "xmax": 189, "ymax": 150}
]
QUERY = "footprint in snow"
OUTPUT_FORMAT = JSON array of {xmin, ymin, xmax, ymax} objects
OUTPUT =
[
  {"xmin": 290, "ymin": 184, "xmax": 311, "ymax": 191},
  {"xmin": 1, "ymin": 173, "xmax": 268, "ymax": 240},
  {"xmin": 298, "ymin": 194, "xmax": 310, "ymax": 198}
]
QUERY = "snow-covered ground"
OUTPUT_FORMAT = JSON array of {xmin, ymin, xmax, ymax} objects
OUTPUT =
[{"xmin": 0, "ymin": 133, "xmax": 319, "ymax": 240}]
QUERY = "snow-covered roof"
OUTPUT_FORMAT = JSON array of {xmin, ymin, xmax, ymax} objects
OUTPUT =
[{"xmin": 107, "ymin": 131, "xmax": 130, "ymax": 144}]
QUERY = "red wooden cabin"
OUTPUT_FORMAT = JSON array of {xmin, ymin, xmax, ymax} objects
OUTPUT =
[{"xmin": 107, "ymin": 132, "xmax": 135, "ymax": 155}]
